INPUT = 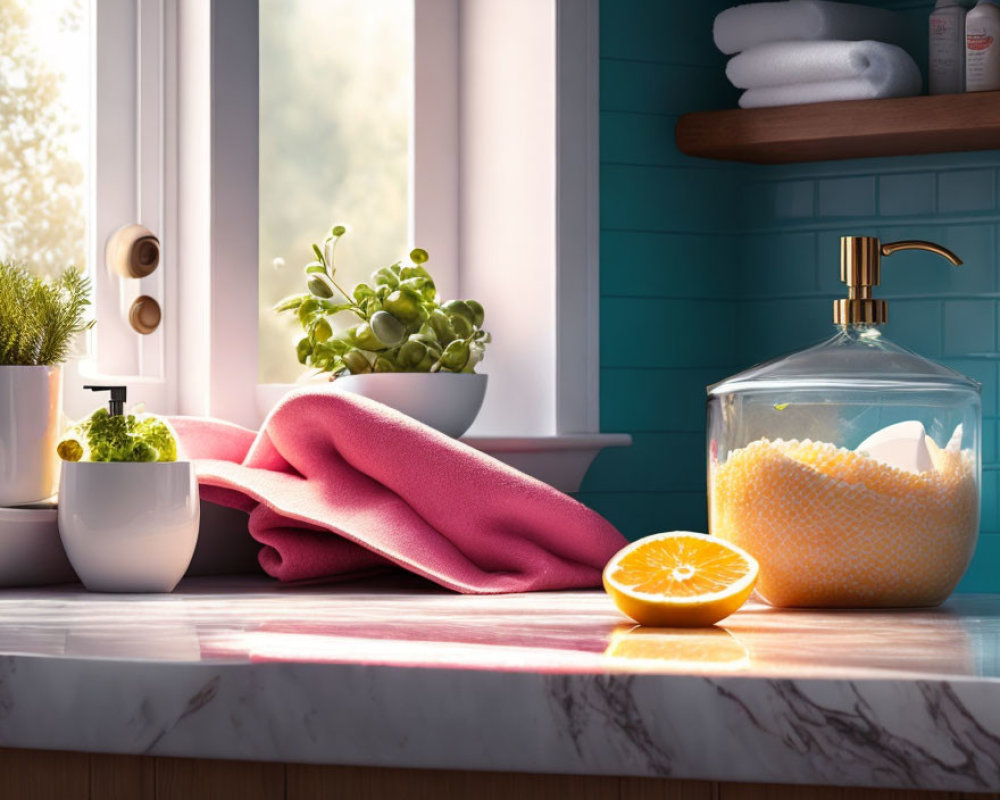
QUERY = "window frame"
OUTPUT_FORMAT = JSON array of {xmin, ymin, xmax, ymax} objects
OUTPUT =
[
  {"xmin": 174, "ymin": 0, "xmax": 629, "ymax": 488},
  {"xmin": 66, "ymin": 0, "xmax": 178, "ymax": 421}
]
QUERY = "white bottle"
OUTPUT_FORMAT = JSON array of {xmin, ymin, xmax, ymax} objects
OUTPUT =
[
  {"xmin": 930, "ymin": 0, "xmax": 967, "ymax": 94},
  {"xmin": 966, "ymin": 0, "xmax": 1000, "ymax": 92}
]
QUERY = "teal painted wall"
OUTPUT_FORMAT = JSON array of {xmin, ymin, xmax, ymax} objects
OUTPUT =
[{"xmin": 581, "ymin": 0, "xmax": 1000, "ymax": 591}]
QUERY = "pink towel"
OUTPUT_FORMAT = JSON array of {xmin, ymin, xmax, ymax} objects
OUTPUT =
[{"xmin": 170, "ymin": 389, "xmax": 626, "ymax": 593}]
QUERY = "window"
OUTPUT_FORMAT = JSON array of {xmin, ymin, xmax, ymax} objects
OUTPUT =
[
  {"xmin": 176, "ymin": 0, "xmax": 626, "ymax": 489},
  {"xmin": 0, "ymin": 0, "xmax": 89, "ymax": 277},
  {"xmin": 0, "ymin": 0, "xmax": 172, "ymax": 420},
  {"xmin": 258, "ymin": 0, "xmax": 413, "ymax": 385}
]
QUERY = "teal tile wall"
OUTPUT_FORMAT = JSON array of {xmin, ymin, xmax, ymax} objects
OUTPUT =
[
  {"xmin": 582, "ymin": 0, "xmax": 1000, "ymax": 591},
  {"xmin": 578, "ymin": 0, "xmax": 742, "ymax": 538}
]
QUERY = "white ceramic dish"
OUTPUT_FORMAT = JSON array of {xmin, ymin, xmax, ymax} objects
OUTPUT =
[
  {"xmin": 0, "ymin": 503, "xmax": 77, "ymax": 586},
  {"xmin": 257, "ymin": 373, "xmax": 488, "ymax": 437},
  {"xmin": 58, "ymin": 461, "xmax": 200, "ymax": 593}
]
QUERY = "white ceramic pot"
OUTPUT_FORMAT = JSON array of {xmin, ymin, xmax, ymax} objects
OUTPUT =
[
  {"xmin": 0, "ymin": 365, "xmax": 62, "ymax": 506},
  {"xmin": 257, "ymin": 373, "xmax": 488, "ymax": 437},
  {"xmin": 58, "ymin": 461, "xmax": 200, "ymax": 593},
  {"xmin": 328, "ymin": 372, "xmax": 488, "ymax": 437}
]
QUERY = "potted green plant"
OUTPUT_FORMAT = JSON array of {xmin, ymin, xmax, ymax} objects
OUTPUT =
[
  {"xmin": 56, "ymin": 387, "xmax": 198, "ymax": 593},
  {"xmin": 271, "ymin": 226, "xmax": 491, "ymax": 436},
  {"xmin": 0, "ymin": 261, "xmax": 92, "ymax": 505}
]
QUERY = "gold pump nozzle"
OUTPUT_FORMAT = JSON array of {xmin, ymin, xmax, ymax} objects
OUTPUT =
[{"xmin": 834, "ymin": 236, "xmax": 962, "ymax": 325}]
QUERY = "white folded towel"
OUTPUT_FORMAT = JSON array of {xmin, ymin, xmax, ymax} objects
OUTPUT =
[
  {"xmin": 728, "ymin": 38, "xmax": 922, "ymax": 92},
  {"xmin": 735, "ymin": 40, "xmax": 921, "ymax": 107},
  {"xmin": 714, "ymin": 1, "xmax": 906, "ymax": 56},
  {"xmin": 740, "ymin": 72, "xmax": 922, "ymax": 109}
]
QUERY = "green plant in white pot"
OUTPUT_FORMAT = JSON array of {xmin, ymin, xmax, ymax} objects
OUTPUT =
[
  {"xmin": 273, "ymin": 226, "xmax": 491, "ymax": 436},
  {"xmin": 0, "ymin": 261, "xmax": 92, "ymax": 505},
  {"xmin": 56, "ymin": 389, "xmax": 198, "ymax": 593}
]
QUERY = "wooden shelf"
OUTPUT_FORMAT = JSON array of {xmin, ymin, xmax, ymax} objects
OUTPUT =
[{"xmin": 675, "ymin": 91, "xmax": 1000, "ymax": 164}]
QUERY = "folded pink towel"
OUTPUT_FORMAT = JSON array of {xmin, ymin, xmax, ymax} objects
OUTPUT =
[{"xmin": 170, "ymin": 389, "xmax": 626, "ymax": 593}]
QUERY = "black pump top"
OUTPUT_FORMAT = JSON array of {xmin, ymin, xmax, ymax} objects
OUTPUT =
[{"xmin": 83, "ymin": 385, "xmax": 127, "ymax": 417}]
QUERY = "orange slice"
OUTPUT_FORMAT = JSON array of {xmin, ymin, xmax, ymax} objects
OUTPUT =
[{"xmin": 603, "ymin": 532, "xmax": 758, "ymax": 627}]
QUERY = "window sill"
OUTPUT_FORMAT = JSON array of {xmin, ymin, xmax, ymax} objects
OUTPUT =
[
  {"xmin": 461, "ymin": 434, "xmax": 632, "ymax": 493},
  {"xmin": 256, "ymin": 383, "xmax": 629, "ymax": 492}
]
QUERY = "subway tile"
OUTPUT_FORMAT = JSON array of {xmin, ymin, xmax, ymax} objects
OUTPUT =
[
  {"xmin": 600, "ymin": 367, "xmax": 725, "ymax": 432},
  {"xmin": 743, "ymin": 180, "xmax": 816, "ymax": 227},
  {"xmin": 985, "ymin": 418, "xmax": 997, "ymax": 465},
  {"xmin": 773, "ymin": 181, "xmax": 816, "ymax": 220},
  {"xmin": 938, "ymin": 169, "xmax": 996, "ymax": 214},
  {"xmin": 601, "ymin": 112, "xmax": 688, "ymax": 168},
  {"xmin": 601, "ymin": 164, "xmax": 738, "ymax": 233},
  {"xmin": 943, "ymin": 300, "xmax": 997, "ymax": 355},
  {"xmin": 943, "ymin": 225, "xmax": 997, "ymax": 293},
  {"xmin": 818, "ymin": 176, "xmax": 877, "ymax": 218},
  {"xmin": 739, "ymin": 232, "xmax": 817, "ymax": 296},
  {"xmin": 873, "ymin": 223, "xmax": 994, "ymax": 294},
  {"xmin": 879, "ymin": 172, "xmax": 935, "ymax": 217},
  {"xmin": 885, "ymin": 300, "xmax": 943, "ymax": 357},
  {"xmin": 735, "ymin": 297, "xmax": 833, "ymax": 366},
  {"xmin": 600, "ymin": 59, "xmax": 737, "ymax": 115},
  {"xmin": 600, "ymin": 0, "xmax": 730, "ymax": 67},
  {"xmin": 878, "ymin": 223, "xmax": 950, "ymax": 293},
  {"xmin": 945, "ymin": 360, "xmax": 997, "ymax": 416},
  {"xmin": 982, "ymin": 471, "xmax": 999, "ymax": 532},
  {"xmin": 580, "ymin": 432, "xmax": 706, "ymax": 493},
  {"xmin": 957, "ymin": 533, "xmax": 1000, "ymax": 591},
  {"xmin": 575, "ymin": 491, "xmax": 708, "ymax": 540},
  {"xmin": 600, "ymin": 297, "xmax": 736, "ymax": 368},
  {"xmin": 600, "ymin": 231, "xmax": 738, "ymax": 298}
]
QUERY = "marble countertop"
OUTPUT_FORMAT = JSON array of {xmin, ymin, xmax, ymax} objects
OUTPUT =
[{"xmin": 1, "ymin": 576, "xmax": 1000, "ymax": 792}]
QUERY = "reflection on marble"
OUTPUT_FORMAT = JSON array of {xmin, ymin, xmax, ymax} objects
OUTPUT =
[{"xmin": 0, "ymin": 576, "xmax": 997, "ymax": 790}]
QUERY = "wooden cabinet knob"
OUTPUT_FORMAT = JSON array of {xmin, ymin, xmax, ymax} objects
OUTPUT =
[
  {"xmin": 107, "ymin": 224, "xmax": 160, "ymax": 279},
  {"xmin": 129, "ymin": 295, "xmax": 161, "ymax": 335}
]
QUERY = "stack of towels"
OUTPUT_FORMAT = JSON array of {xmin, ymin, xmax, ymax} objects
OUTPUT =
[{"xmin": 714, "ymin": 0, "xmax": 923, "ymax": 109}]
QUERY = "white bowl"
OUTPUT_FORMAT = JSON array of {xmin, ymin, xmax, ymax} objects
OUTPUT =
[
  {"xmin": 58, "ymin": 461, "xmax": 200, "ymax": 593},
  {"xmin": 326, "ymin": 372, "xmax": 487, "ymax": 437},
  {"xmin": 258, "ymin": 373, "xmax": 488, "ymax": 438}
]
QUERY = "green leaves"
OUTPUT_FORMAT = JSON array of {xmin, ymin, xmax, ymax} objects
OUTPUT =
[
  {"xmin": 0, "ymin": 261, "xmax": 94, "ymax": 366},
  {"xmin": 307, "ymin": 276, "xmax": 334, "ymax": 298},
  {"xmin": 273, "ymin": 224, "xmax": 491, "ymax": 377},
  {"xmin": 57, "ymin": 408, "xmax": 178, "ymax": 463}
]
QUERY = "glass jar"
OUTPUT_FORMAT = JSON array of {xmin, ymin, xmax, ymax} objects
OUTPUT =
[{"xmin": 707, "ymin": 238, "xmax": 981, "ymax": 608}]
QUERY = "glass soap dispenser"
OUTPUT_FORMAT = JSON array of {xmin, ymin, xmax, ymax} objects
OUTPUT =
[{"xmin": 708, "ymin": 236, "xmax": 981, "ymax": 609}]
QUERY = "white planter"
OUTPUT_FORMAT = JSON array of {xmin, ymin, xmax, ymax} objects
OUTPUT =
[
  {"xmin": 328, "ymin": 372, "xmax": 487, "ymax": 437},
  {"xmin": 58, "ymin": 461, "xmax": 200, "ymax": 593},
  {"xmin": 258, "ymin": 373, "xmax": 488, "ymax": 438},
  {"xmin": 0, "ymin": 366, "xmax": 62, "ymax": 506}
]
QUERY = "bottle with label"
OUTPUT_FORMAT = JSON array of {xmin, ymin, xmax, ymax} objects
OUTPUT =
[
  {"xmin": 930, "ymin": 0, "xmax": 967, "ymax": 94},
  {"xmin": 967, "ymin": 0, "xmax": 1000, "ymax": 91}
]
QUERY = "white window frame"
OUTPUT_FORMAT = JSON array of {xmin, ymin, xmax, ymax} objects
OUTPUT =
[
  {"xmin": 174, "ymin": 0, "xmax": 629, "ymax": 490},
  {"xmin": 65, "ymin": 0, "xmax": 178, "ymax": 421}
]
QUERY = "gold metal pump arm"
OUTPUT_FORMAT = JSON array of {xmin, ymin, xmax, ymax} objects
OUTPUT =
[
  {"xmin": 881, "ymin": 240, "xmax": 963, "ymax": 266},
  {"xmin": 834, "ymin": 236, "xmax": 962, "ymax": 325}
]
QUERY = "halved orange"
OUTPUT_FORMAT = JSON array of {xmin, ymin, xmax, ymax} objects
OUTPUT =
[{"xmin": 603, "ymin": 532, "xmax": 758, "ymax": 627}]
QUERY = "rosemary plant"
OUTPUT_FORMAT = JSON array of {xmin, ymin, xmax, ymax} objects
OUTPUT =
[{"xmin": 0, "ymin": 261, "xmax": 94, "ymax": 366}]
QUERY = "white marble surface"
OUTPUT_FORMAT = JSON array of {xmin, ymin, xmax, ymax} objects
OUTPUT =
[{"xmin": 0, "ymin": 576, "xmax": 999, "ymax": 791}]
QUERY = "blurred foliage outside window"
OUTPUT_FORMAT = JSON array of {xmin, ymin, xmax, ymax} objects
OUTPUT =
[
  {"xmin": 259, "ymin": 0, "xmax": 413, "ymax": 384},
  {"xmin": 0, "ymin": 0, "xmax": 88, "ymax": 279}
]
